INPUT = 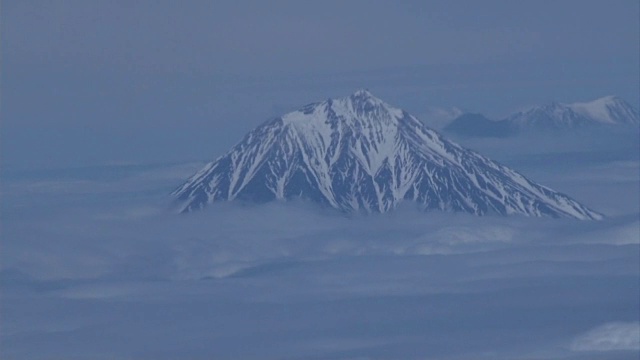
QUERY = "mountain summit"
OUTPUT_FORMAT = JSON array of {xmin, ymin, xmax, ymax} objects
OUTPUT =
[{"xmin": 173, "ymin": 90, "xmax": 602, "ymax": 220}]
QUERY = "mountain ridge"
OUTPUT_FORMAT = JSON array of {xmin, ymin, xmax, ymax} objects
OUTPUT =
[{"xmin": 443, "ymin": 96, "xmax": 639, "ymax": 137}]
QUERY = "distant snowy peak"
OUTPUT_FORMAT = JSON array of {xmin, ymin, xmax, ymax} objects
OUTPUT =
[
  {"xmin": 173, "ymin": 90, "xmax": 602, "ymax": 220},
  {"xmin": 444, "ymin": 96, "xmax": 639, "ymax": 137},
  {"xmin": 507, "ymin": 102, "xmax": 588, "ymax": 129},
  {"xmin": 568, "ymin": 96, "xmax": 639, "ymax": 125},
  {"xmin": 507, "ymin": 96, "xmax": 639, "ymax": 129}
]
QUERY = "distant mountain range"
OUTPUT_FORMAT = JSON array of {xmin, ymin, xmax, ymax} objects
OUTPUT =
[
  {"xmin": 443, "ymin": 96, "xmax": 639, "ymax": 138},
  {"xmin": 173, "ymin": 90, "xmax": 602, "ymax": 220}
]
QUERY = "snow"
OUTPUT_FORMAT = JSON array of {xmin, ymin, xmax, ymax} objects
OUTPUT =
[{"xmin": 504, "ymin": 95, "xmax": 638, "ymax": 129}]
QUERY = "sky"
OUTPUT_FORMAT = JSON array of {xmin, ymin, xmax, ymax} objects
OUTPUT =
[{"xmin": 2, "ymin": 0, "xmax": 639, "ymax": 169}]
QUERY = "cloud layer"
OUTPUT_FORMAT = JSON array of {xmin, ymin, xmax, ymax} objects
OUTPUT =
[{"xmin": 1, "ymin": 151, "xmax": 638, "ymax": 359}]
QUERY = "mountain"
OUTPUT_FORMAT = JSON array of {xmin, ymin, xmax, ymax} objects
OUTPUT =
[
  {"xmin": 443, "ymin": 113, "xmax": 513, "ymax": 138},
  {"xmin": 444, "ymin": 96, "xmax": 639, "ymax": 137},
  {"xmin": 568, "ymin": 96, "xmax": 639, "ymax": 125},
  {"xmin": 507, "ymin": 96, "xmax": 639, "ymax": 129},
  {"xmin": 173, "ymin": 90, "xmax": 602, "ymax": 220}
]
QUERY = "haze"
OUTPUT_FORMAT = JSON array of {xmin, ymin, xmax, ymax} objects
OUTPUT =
[
  {"xmin": 1, "ymin": 1, "xmax": 639, "ymax": 359},
  {"xmin": 2, "ymin": 0, "xmax": 639, "ymax": 168}
]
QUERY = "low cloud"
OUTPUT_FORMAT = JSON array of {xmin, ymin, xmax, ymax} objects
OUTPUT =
[{"xmin": 1, "ymin": 158, "xmax": 638, "ymax": 360}]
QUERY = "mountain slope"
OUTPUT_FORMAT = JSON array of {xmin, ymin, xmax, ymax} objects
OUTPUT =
[{"xmin": 173, "ymin": 90, "xmax": 602, "ymax": 220}]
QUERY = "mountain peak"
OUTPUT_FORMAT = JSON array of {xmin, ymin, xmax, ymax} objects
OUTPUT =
[
  {"xmin": 573, "ymin": 95, "xmax": 622, "ymax": 108},
  {"xmin": 350, "ymin": 88, "xmax": 375, "ymax": 99},
  {"xmin": 346, "ymin": 89, "xmax": 386, "ymax": 111},
  {"xmin": 281, "ymin": 89, "xmax": 399, "ymax": 128},
  {"xmin": 593, "ymin": 95, "xmax": 622, "ymax": 103},
  {"xmin": 568, "ymin": 96, "xmax": 639, "ymax": 125}
]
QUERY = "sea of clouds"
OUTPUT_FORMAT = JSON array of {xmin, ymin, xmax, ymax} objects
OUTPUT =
[{"xmin": 1, "ymin": 134, "xmax": 638, "ymax": 360}]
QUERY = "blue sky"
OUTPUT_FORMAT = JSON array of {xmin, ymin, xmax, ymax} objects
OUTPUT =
[{"xmin": 2, "ymin": 0, "xmax": 639, "ymax": 169}]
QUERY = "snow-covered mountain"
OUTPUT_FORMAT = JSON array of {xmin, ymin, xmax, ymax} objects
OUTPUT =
[
  {"xmin": 568, "ymin": 96, "xmax": 639, "ymax": 125},
  {"xmin": 506, "ymin": 96, "xmax": 639, "ymax": 129},
  {"xmin": 444, "ymin": 96, "xmax": 639, "ymax": 137},
  {"xmin": 173, "ymin": 90, "xmax": 602, "ymax": 220}
]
